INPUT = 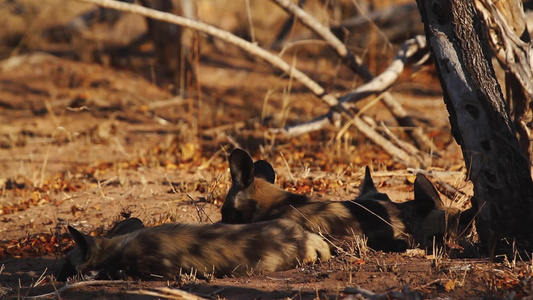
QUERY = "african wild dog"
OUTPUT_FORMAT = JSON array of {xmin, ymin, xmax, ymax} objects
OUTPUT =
[
  {"xmin": 417, "ymin": 178, "xmax": 476, "ymax": 247},
  {"xmin": 56, "ymin": 217, "xmax": 145, "ymax": 281},
  {"xmin": 58, "ymin": 218, "xmax": 330, "ymax": 281},
  {"xmin": 221, "ymin": 149, "xmax": 439, "ymax": 252}
]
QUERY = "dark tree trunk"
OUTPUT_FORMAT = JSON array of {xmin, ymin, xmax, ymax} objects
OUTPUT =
[
  {"xmin": 139, "ymin": 0, "xmax": 196, "ymax": 95},
  {"xmin": 415, "ymin": 0, "xmax": 533, "ymax": 254}
]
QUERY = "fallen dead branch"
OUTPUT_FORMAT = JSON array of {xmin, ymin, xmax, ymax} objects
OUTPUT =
[
  {"xmin": 343, "ymin": 286, "xmax": 422, "ymax": 300},
  {"xmin": 77, "ymin": 0, "xmax": 338, "ymax": 107},
  {"xmin": 77, "ymin": 0, "xmax": 422, "ymax": 166},
  {"xmin": 336, "ymin": 4, "xmax": 423, "ymax": 43},
  {"xmin": 281, "ymin": 36, "xmax": 429, "ymax": 136},
  {"xmin": 24, "ymin": 279, "xmax": 128, "ymax": 299},
  {"xmin": 271, "ymin": 0, "xmax": 437, "ymax": 152},
  {"xmin": 128, "ymin": 286, "xmax": 208, "ymax": 300},
  {"xmin": 340, "ymin": 36, "xmax": 430, "ymax": 105},
  {"xmin": 378, "ymin": 120, "xmax": 422, "ymax": 158}
]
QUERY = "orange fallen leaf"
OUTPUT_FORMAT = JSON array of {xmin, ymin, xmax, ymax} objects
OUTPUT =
[
  {"xmin": 444, "ymin": 279, "xmax": 456, "ymax": 292},
  {"xmin": 406, "ymin": 175, "xmax": 417, "ymax": 184},
  {"xmin": 166, "ymin": 162, "xmax": 178, "ymax": 170}
]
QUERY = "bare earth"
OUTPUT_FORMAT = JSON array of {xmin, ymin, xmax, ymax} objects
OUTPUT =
[{"xmin": 1, "ymin": 1, "xmax": 533, "ymax": 299}]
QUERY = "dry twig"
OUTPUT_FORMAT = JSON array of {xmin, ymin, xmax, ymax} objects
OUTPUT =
[
  {"xmin": 128, "ymin": 286, "xmax": 208, "ymax": 300},
  {"xmin": 343, "ymin": 286, "xmax": 422, "ymax": 300},
  {"xmin": 77, "ymin": 0, "xmax": 421, "ymax": 166},
  {"xmin": 25, "ymin": 280, "xmax": 128, "ymax": 299}
]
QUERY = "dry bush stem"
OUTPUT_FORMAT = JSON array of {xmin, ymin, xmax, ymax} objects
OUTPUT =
[
  {"xmin": 78, "ymin": 0, "xmax": 420, "ymax": 166},
  {"xmin": 379, "ymin": 121, "xmax": 421, "ymax": 157}
]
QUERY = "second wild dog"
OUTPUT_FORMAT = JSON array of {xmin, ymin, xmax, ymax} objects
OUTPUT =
[
  {"xmin": 60, "ymin": 218, "xmax": 330, "ymax": 281},
  {"xmin": 56, "ymin": 217, "xmax": 145, "ymax": 281},
  {"xmin": 221, "ymin": 149, "xmax": 438, "ymax": 252}
]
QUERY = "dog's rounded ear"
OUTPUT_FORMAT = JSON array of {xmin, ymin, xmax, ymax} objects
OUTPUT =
[
  {"xmin": 68, "ymin": 225, "xmax": 96, "ymax": 258},
  {"xmin": 229, "ymin": 148, "xmax": 255, "ymax": 187},
  {"xmin": 106, "ymin": 217, "xmax": 145, "ymax": 238},
  {"xmin": 254, "ymin": 160, "xmax": 275, "ymax": 183},
  {"xmin": 414, "ymin": 173, "xmax": 443, "ymax": 209}
]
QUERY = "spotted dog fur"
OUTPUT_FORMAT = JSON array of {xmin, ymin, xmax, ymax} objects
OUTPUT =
[
  {"xmin": 58, "ymin": 218, "xmax": 330, "ymax": 280},
  {"xmin": 221, "ymin": 149, "xmax": 438, "ymax": 252}
]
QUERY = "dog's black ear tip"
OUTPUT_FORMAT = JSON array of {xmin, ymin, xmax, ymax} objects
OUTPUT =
[
  {"xmin": 228, "ymin": 148, "xmax": 255, "ymax": 187},
  {"xmin": 229, "ymin": 148, "xmax": 250, "ymax": 159},
  {"xmin": 360, "ymin": 166, "xmax": 378, "ymax": 195},
  {"xmin": 413, "ymin": 173, "xmax": 443, "ymax": 209},
  {"xmin": 414, "ymin": 173, "xmax": 428, "ymax": 183},
  {"xmin": 67, "ymin": 225, "xmax": 78, "ymax": 234},
  {"xmin": 229, "ymin": 149, "xmax": 254, "ymax": 168},
  {"xmin": 254, "ymin": 160, "xmax": 275, "ymax": 183}
]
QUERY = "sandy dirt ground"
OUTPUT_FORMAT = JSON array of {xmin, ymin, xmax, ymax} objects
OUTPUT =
[{"xmin": 1, "ymin": 1, "xmax": 532, "ymax": 299}]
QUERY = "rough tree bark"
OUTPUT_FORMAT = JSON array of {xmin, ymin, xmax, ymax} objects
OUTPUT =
[
  {"xmin": 416, "ymin": 0, "xmax": 533, "ymax": 254},
  {"xmin": 475, "ymin": 0, "xmax": 533, "ymax": 159}
]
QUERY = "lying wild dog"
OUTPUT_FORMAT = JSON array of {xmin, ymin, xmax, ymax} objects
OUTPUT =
[
  {"xmin": 59, "ymin": 218, "xmax": 330, "ymax": 280},
  {"xmin": 56, "ymin": 217, "xmax": 145, "ymax": 281},
  {"xmin": 221, "ymin": 149, "xmax": 437, "ymax": 252},
  {"xmin": 417, "ymin": 177, "xmax": 476, "ymax": 247}
]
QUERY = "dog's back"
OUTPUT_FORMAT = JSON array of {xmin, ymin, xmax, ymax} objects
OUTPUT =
[
  {"xmin": 221, "ymin": 149, "xmax": 437, "ymax": 251},
  {"xmin": 61, "ymin": 219, "xmax": 330, "ymax": 280}
]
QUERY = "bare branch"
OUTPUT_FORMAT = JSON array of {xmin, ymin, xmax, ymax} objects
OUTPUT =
[
  {"xmin": 271, "ymin": 0, "xmax": 437, "ymax": 152},
  {"xmin": 353, "ymin": 117, "xmax": 421, "ymax": 166},
  {"xmin": 275, "ymin": 110, "xmax": 340, "ymax": 137},
  {"xmin": 270, "ymin": 0, "xmax": 369, "ymax": 80},
  {"xmin": 339, "ymin": 36, "xmax": 428, "ymax": 104},
  {"xmin": 378, "ymin": 120, "xmax": 422, "ymax": 158},
  {"xmin": 279, "ymin": 109, "xmax": 422, "ymax": 166},
  {"xmin": 25, "ymin": 280, "xmax": 128, "ymax": 299},
  {"xmin": 281, "ymin": 36, "xmax": 428, "ymax": 134},
  {"xmin": 128, "ymin": 286, "xmax": 208, "ymax": 300},
  {"xmin": 77, "ymin": 0, "xmax": 339, "ymax": 107},
  {"xmin": 77, "ymin": 0, "xmax": 422, "ymax": 166}
]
